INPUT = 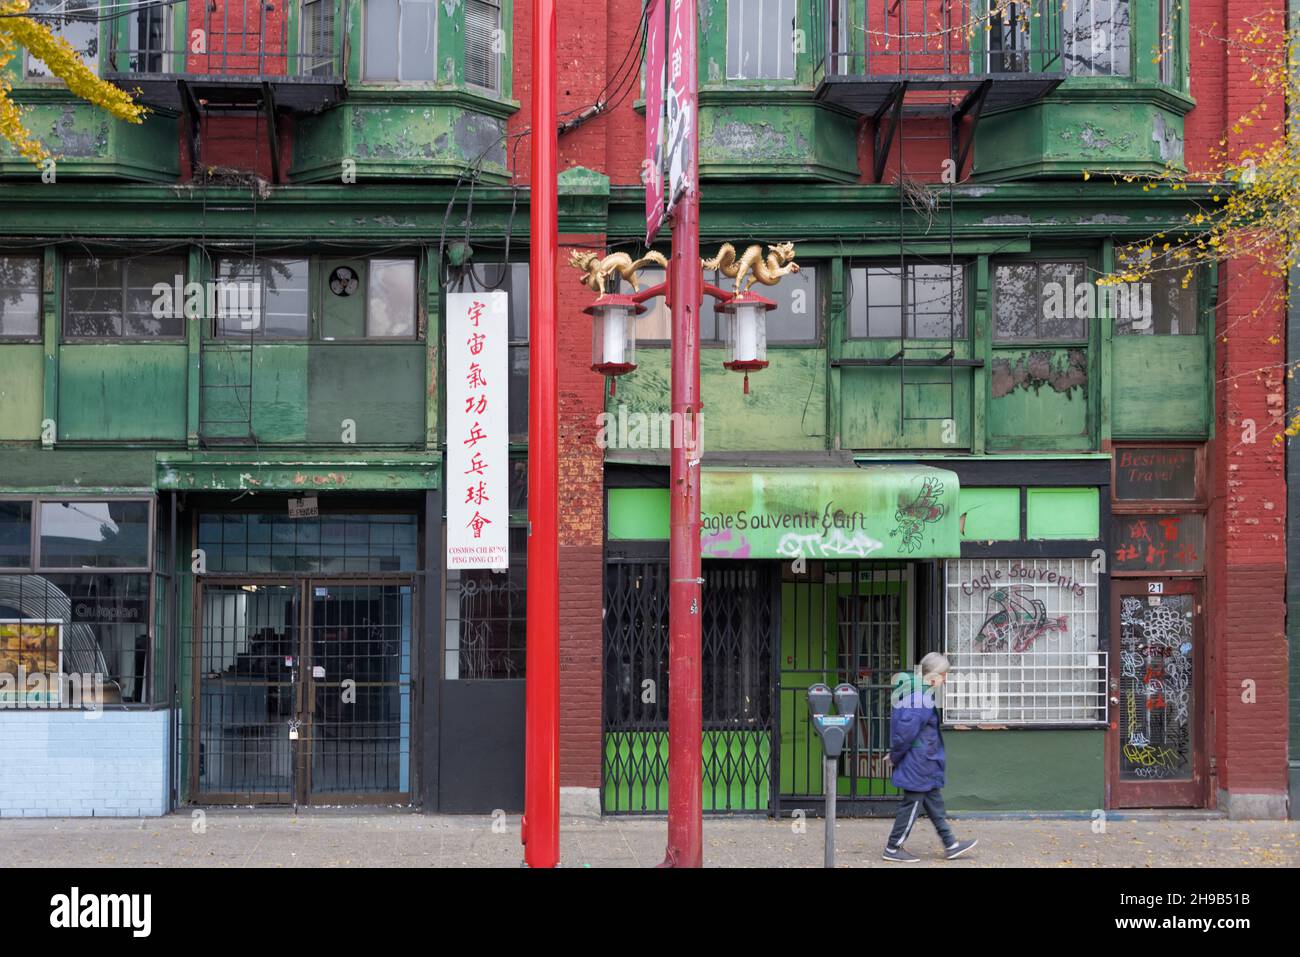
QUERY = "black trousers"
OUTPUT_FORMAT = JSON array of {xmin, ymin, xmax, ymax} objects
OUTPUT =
[{"xmin": 886, "ymin": 788, "xmax": 957, "ymax": 849}]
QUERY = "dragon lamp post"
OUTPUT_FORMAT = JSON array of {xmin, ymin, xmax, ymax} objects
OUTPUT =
[{"xmin": 571, "ymin": 243, "xmax": 798, "ymax": 396}]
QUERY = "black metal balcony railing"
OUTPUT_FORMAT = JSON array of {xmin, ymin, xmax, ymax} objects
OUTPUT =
[
  {"xmin": 812, "ymin": 0, "xmax": 1065, "ymax": 114},
  {"xmin": 105, "ymin": 0, "xmax": 342, "ymax": 113},
  {"xmin": 107, "ymin": 0, "xmax": 336, "ymax": 78}
]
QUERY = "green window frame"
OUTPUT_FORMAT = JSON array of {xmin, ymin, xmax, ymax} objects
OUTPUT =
[
  {"xmin": 63, "ymin": 253, "xmax": 187, "ymax": 341},
  {"xmin": 0, "ymin": 253, "xmax": 43, "ymax": 340},
  {"xmin": 992, "ymin": 259, "xmax": 1091, "ymax": 344}
]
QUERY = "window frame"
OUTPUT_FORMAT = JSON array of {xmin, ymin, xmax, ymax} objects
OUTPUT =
[
  {"xmin": 724, "ymin": 0, "xmax": 798, "ymax": 82},
  {"xmin": 61, "ymin": 252, "xmax": 187, "ymax": 343},
  {"xmin": 845, "ymin": 260, "xmax": 971, "ymax": 342},
  {"xmin": 31, "ymin": 497, "xmax": 155, "ymax": 574},
  {"xmin": 23, "ymin": 0, "xmax": 102, "ymax": 82},
  {"xmin": 1111, "ymin": 244, "xmax": 1201, "ymax": 337},
  {"xmin": 1061, "ymin": 0, "xmax": 1133, "ymax": 79},
  {"xmin": 211, "ymin": 255, "xmax": 313, "ymax": 341},
  {"xmin": 0, "ymin": 252, "xmax": 44, "ymax": 342},
  {"xmin": 991, "ymin": 258, "xmax": 1092, "ymax": 346},
  {"xmin": 362, "ymin": 0, "xmax": 441, "ymax": 84},
  {"xmin": 464, "ymin": 0, "xmax": 503, "ymax": 93}
]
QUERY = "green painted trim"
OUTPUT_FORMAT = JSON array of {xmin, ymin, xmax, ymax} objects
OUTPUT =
[
  {"xmin": 944, "ymin": 728, "xmax": 1103, "ymax": 811},
  {"xmin": 156, "ymin": 452, "xmax": 442, "ymax": 491},
  {"xmin": 40, "ymin": 245, "xmax": 58, "ymax": 448},
  {"xmin": 185, "ymin": 248, "xmax": 201, "ymax": 449},
  {"xmin": 959, "ymin": 487, "xmax": 1020, "ymax": 541},
  {"xmin": 1025, "ymin": 487, "xmax": 1100, "ymax": 540},
  {"xmin": 607, "ymin": 488, "xmax": 670, "ymax": 540}
]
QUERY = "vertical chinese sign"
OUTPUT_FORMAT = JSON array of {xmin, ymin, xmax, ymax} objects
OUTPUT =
[
  {"xmin": 447, "ymin": 292, "xmax": 510, "ymax": 569},
  {"xmin": 644, "ymin": 0, "xmax": 667, "ymax": 243},
  {"xmin": 664, "ymin": 0, "xmax": 694, "ymax": 218}
]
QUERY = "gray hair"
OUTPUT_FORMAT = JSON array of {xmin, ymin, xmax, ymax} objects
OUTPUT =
[{"xmin": 919, "ymin": 652, "xmax": 950, "ymax": 677}]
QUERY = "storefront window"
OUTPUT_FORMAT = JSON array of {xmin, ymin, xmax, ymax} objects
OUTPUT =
[
  {"xmin": 38, "ymin": 500, "xmax": 151, "ymax": 569},
  {"xmin": 197, "ymin": 512, "xmax": 418, "ymax": 574},
  {"xmin": 0, "ymin": 501, "xmax": 32, "ymax": 568},
  {"xmin": 0, "ymin": 573, "xmax": 152, "ymax": 707},
  {"xmin": 944, "ymin": 558, "xmax": 1105, "ymax": 724}
]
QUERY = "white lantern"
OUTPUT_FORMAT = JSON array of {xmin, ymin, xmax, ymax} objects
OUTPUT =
[
  {"xmin": 719, "ymin": 292, "xmax": 774, "ymax": 393},
  {"xmin": 586, "ymin": 294, "xmax": 643, "ymax": 396}
]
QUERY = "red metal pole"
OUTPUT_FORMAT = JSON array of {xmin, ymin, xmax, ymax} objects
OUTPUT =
[
  {"xmin": 523, "ymin": 0, "xmax": 560, "ymax": 869},
  {"xmin": 663, "ymin": 0, "xmax": 703, "ymax": 869}
]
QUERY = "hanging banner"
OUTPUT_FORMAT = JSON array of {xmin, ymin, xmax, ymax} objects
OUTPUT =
[
  {"xmin": 446, "ymin": 292, "xmax": 509, "ymax": 569},
  {"xmin": 664, "ymin": 0, "xmax": 694, "ymax": 217},
  {"xmin": 644, "ymin": 0, "xmax": 668, "ymax": 244}
]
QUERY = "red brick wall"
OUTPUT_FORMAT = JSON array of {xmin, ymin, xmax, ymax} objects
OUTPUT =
[{"xmin": 1195, "ymin": 0, "xmax": 1290, "ymax": 804}]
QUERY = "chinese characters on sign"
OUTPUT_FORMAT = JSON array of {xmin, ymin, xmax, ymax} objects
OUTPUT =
[
  {"xmin": 644, "ymin": 0, "xmax": 667, "ymax": 244},
  {"xmin": 447, "ymin": 292, "xmax": 509, "ymax": 569},
  {"xmin": 1113, "ymin": 513, "xmax": 1205, "ymax": 573},
  {"xmin": 664, "ymin": 0, "xmax": 694, "ymax": 217}
]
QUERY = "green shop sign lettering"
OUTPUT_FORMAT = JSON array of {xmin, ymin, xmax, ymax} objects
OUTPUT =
[{"xmin": 700, "ymin": 467, "xmax": 960, "ymax": 560}]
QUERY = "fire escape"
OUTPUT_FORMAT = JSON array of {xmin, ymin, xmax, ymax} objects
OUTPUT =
[
  {"xmin": 105, "ymin": 1, "xmax": 344, "ymax": 444},
  {"xmin": 813, "ymin": 0, "xmax": 1064, "ymax": 434}
]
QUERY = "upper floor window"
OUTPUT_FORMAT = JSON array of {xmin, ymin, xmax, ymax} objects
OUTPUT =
[
  {"xmin": 994, "ymin": 261, "xmax": 1089, "ymax": 342},
  {"xmin": 214, "ymin": 257, "xmax": 310, "ymax": 339},
  {"xmin": 622, "ymin": 263, "xmax": 820, "ymax": 344},
  {"xmin": 726, "ymin": 0, "xmax": 796, "ymax": 80},
  {"xmin": 1114, "ymin": 246, "xmax": 1198, "ymax": 336},
  {"xmin": 1063, "ymin": 0, "xmax": 1130, "ymax": 77},
  {"xmin": 0, "ymin": 255, "xmax": 42, "ymax": 339},
  {"xmin": 302, "ymin": 0, "xmax": 337, "ymax": 77},
  {"xmin": 364, "ymin": 0, "xmax": 438, "ymax": 82},
  {"xmin": 64, "ymin": 254, "xmax": 185, "ymax": 340},
  {"xmin": 847, "ymin": 263, "xmax": 967, "ymax": 339},
  {"xmin": 26, "ymin": 0, "xmax": 99, "ymax": 78},
  {"xmin": 465, "ymin": 0, "xmax": 502, "ymax": 91},
  {"xmin": 124, "ymin": 5, "xmax": 170, "ymax": 73},
  {"xmin": 1158, "ymin": 0, "xmax": 1181, "ymax": 87}
]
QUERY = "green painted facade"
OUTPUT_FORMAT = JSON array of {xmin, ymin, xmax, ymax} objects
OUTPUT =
[{"xmin": 945, "ymin": 729, "xmax": 1104, "ymax": 811}]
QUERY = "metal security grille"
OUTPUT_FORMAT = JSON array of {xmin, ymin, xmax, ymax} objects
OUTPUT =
[
  {"xmin": 188, "ymin": 578, "xmax": 413, "ymax": 805},
  {"xmin": 603, "ymin": 561, "xmax": 774, "ymax": 814}
]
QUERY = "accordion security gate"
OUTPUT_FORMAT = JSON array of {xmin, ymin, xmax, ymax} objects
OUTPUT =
[{"xmin": 603, "ymin": 559, "xmax": 919, "ymax": 815}]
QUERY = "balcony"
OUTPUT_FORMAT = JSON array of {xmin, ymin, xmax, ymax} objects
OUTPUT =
[
  {"xmin": 104, "ymin": 0, "xmax": 344, "ymax": 113},
  {"xmin": 811, "ymin": 0, "xmax": 1064, "ymax": 116}
]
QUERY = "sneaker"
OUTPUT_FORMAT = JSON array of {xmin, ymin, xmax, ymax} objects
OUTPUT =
[
  {"xmin": 944, "ymin": 839, "xmax": 978, "ymax": 860},
  {"xmin": 882, "ymin": 845, "xmax": 921, "ymax": 863}
]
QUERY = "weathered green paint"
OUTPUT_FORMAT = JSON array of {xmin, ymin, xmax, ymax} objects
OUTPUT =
[
  {"xmin": 945, "ymin": 729, "xmax": 1104, "ymax": 811},
  {"xmin": 57, "ymin": 344, "xmax": 187, "ymax": 441},
  {"xmin": 702, "ymin": 467, "xmax": 960, "ymax": 560},
  {"xmin": 306, "ymin": 345, "xmax": 426, "ymax": 445},
  {"xmin": 611, "ymin": 349, "xmax": 826, "ymax": 452},
  {"xmin": 607, "ymin": 488, "xmax": 670, "ymax": 540},
  {"xmin": 201, "ymin": 344, "xmax": 309, "ymax": 442},
  {"xmin": 0, "ymin": 98, "xmax": 180, "ymax": 181},
  {"xmin": 156, "ymin": 452, "xmax": 441, "ymax": 491},
  {"xmin": 988, "ymin": 347, "xmax": 1091, "ymax": 449},
  {"xmin": 0, "ymin": 344, "xmax": 43, "ymax": 440},
  {"xmin": 840, "ymin": 365, "xmax": 974, "ymax": 450},
  {"xmin": 1112, "ymin": 336, "xmax": 1210, "ymax": 438},
  {"xmin": 975, "ymin": 93, "xmax": 1191, "ymax": 181},
  {"xmin": 698, "ymin": 92, "xmax": 860, "ymax": 182},
  {"xmin": 0, "ymin": 449, "xmax": 157, "ymax": 490},
  {"xmin": 293, "ymin": 96, "xmax": 512, "ymax": 183},
  {"xmin": 1025, "ymin": 487, "xmax": 1100, "ymax": 540},
  {"xmin": 959, "ymin": 487, "xmax": 1021, "ymax": 541}
]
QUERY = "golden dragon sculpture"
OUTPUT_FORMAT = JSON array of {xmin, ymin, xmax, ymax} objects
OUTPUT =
[
  {"xmin": 568, "ymin": 249, "xmax": 669, "ymax": 293},
  {"xmin": 701, "ymin": 242, "xmax": 800, "ymax": 293}
]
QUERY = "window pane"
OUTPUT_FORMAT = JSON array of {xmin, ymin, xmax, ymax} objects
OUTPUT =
[
  {"xmin": 399, "ymin": 0, "xmax": 438, "ymax": 82},
  {"xmin": 367, "ymin": 259, "xmax": 417, "ymax": 337},
  {"xmin": 27, "ymin": 0, "xmax": 99, "ymax": 77},
  {"xmin": 909, "ymin": 264, "xmax": 964, "ymax": 338},
  {"xmin": 444, "ymin": 527, "xmax": 527, "ymax": 679},
  {"xmin": 0, "ymin": 256, "xmax": 41, "ymax": 337},
  {"xmin": 39, "ymin": 500, "xmax": 151, "ymax": 569},
  {"xmin": 847, "ymin": 266, "xmax": 903, "ymax": 339},
  {"xmin": 303, "ymin": 0, "xmax": 336, "ymax": 76},
  {"xmin": 365, "ymin": 0, "xmax": 400, "ymax": 80},
  {"xmin": 994, "ymin": 263, "xmax": 1037, "ymax": 340},
  {"xmin": 1039, "ymin": 262, "xmax": 1088, "ymax": 340},
  {"xmin": 765, "ymin": 264, "xmax": 817, "ymax": 342},
  {"xmin": 624, "ymin": 267, "xmax": 719, "ymax": 343},
  {"xmin": 728, "ymin": 0, "xmax": 794, "ymax": 79},
  {"xmin": 465, "ymin": 0, "xmax": 500, "ymax": 90},
  {"xmin": 124, "ymin": 256, "xmax": 184, "ymax": 337},
  {"xmin": 65, "ymin": 256, "xmax": 123, "ymax": 338},
  {"xmin": 0, "ymin": 502, "xmax": 32, "ymax": 568},
  {"xmin": 1064, "ymin": 0, "xmax": 1130, "ymax": 77},
  {"xmin": 0, "ymin": 573, "xmax": 152, "ymax": 706},
  {"xmin": 1114, "ymin": 246, "xmax": 1198, "ymax": 335},
  {"xmin": 262, "ymin": 258, "xmax": 310, "ymax": 338}
]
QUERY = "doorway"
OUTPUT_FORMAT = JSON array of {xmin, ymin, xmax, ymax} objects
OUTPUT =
[
  {"xmin": 778, "ymin": 562, "xmax": 916, "ymax": 815},
  {"xmin": 1109, "ymin": 577, "xmax": 1205, "ymax": 807},
  {"xmin": 191, "ymin": 577, "xmax": 414, "ymax": 805}
]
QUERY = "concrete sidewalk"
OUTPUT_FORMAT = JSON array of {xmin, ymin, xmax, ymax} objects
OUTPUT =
[{"xmin": 0, "ymin": 810, "xmax": 1295, "ymax": 867}]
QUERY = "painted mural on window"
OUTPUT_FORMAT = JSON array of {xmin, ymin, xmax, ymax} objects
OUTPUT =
[{"xmin": 1118, "ymin": 594, "xmax": 1194, "ymax": 781}]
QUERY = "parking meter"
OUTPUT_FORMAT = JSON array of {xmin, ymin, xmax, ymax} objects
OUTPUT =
[{"xmin": 806, "ymin": 683, "xmax": 860, "ymax": 868}]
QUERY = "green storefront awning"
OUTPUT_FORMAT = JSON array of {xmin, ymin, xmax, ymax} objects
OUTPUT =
[
  {"xmin": 700, "ymin": 467, "xmax": 960, "ymax": 560},
  {"xmin": 608, "ymin": 466, "xmax": 961, "ymax": 559}
]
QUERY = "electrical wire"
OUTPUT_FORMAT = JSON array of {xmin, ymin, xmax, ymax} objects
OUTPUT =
[{"xmin": 0, "ymin": 0, "xmax": 185, "ymax": 22}]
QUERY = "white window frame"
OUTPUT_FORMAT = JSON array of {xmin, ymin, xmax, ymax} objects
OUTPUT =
[{"xmin": 943, "ymin": 558, "xmax": 1107, "ymax": 726}]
